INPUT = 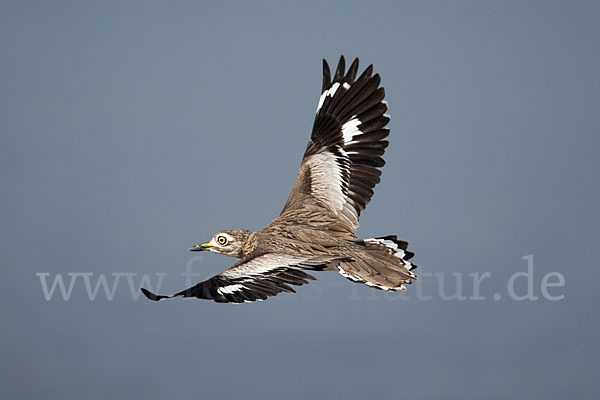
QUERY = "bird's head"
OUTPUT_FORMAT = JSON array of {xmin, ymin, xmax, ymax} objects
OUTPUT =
[{"xmin": 189, "ymin": 229, "xmax": 252, "ymax": 258}]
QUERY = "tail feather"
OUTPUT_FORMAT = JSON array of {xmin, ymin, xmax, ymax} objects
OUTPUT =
[
  {"xmin": 364, "ymin": 236, "xmax": 418, "ymax": 271},
  {"xmin": 335, "ymin": 235, "xmax": 418, "ymax": 291}
]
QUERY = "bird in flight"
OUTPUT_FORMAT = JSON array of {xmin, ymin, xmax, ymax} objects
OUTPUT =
[{"xmin": 142, "ymin": 56, "xmax": 417, "ymax": 304}]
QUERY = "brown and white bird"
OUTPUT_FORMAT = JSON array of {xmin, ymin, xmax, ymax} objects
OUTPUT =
[{"xmin": 141, "ymin": 56, "xmax": 417, "ymax": 304}]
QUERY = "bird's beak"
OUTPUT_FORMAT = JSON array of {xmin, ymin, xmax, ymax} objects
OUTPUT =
[{"xmin": 189, "ymin": 242, "xmax": 213, "ymax": 252}]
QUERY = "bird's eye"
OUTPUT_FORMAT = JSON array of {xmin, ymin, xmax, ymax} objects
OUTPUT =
[{"xmin": 217, "ymin": 235, "xmax": 228, "ymax": 246}]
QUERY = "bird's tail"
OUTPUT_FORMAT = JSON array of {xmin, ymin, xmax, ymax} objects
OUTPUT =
[{"xmin": 335, "ymin": 235, "xmax": 418, "ymax": 291}]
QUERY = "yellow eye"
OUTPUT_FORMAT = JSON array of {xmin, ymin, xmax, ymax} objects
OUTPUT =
[{"xmin": 217, "ymin": 235, "xmax": 228, "ymax": 245}]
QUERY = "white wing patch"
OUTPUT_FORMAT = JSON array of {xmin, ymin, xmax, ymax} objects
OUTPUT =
[
  {"xmin": 341, "ymin": 117, "xmax": 363, "ymax": 144},
  {"xmin": 217, "ymin": 284, "xmax": 244, "ymax": 295},
  {"xmin": 316, "ymin": 82, "xmax": 341, "ymax": 113},
  {"xmin": 305, "ymin": 151, "xmax": 347, "ymax": 212},
  {"xmin": 222, "ymin": 254, "xmax": 309, "ymax": 279}
]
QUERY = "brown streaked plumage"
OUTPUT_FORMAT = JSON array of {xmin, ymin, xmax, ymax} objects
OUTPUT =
[{"xmin": 141, "ymin": 56, "xmax": 418, "ymax": 304}]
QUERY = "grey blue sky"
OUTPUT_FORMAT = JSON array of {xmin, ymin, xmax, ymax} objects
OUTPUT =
[{"xmin": 2, "ymin": 1, "xmax": 599, "ymax": 399}]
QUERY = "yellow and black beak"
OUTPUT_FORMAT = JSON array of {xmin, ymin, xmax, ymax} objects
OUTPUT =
[{"xmin": 189, "ymin": 242, "xmax": 212, "ymax": 252}]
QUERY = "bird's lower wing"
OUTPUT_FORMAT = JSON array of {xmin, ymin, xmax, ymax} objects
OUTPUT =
[{"xmin": 141, "ymin": 253, "xmax": 332, "ymax": 304}]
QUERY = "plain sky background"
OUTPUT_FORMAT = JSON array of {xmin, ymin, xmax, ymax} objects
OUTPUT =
[{"xmin": 2, "ymin": 1, "xmax": 599, "ymax": 399}]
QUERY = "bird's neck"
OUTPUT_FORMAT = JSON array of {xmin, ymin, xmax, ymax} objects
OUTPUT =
[{"xmin": 239, "ymin": 231, "xmax": 260, "ymax": 258}]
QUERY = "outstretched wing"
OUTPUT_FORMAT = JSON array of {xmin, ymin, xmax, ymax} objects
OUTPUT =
[
  {"xmin": 281, "ymin": 55, "xmax": 390, "ymax": 232},
  {"xmin": 141, "ymin": 254, "xmax": 330, "ymax": 304}
]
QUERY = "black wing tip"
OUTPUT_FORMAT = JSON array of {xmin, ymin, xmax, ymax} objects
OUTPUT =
[
  {"xmin": 325, "ymin": 55, "xmax": 361, "ymax": 82},
  {"xmin": 322, "ymin": 59, "xmax": 331, "ymax": 91},
  {"xmin": 141, "ymin": 287, "xmax": 170, "ymax": 302},
  {"xmin": 347, "ymin": 57, "xmax": 360, "ymax": 83},
  {"xmin": 334, "ymin": 56, "xmax": 346, "ymax": 81},
  {"xmin": 304, "ymin": 273, "xmax": 317, "ymax": 280},
  {"xmin": 359, "ymin": 64, "xmax": 374, "ymax": 81}
]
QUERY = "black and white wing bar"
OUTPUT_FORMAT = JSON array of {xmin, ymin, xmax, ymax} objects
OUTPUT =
[
  {"xmin": 141, "ymin": 254, "xmax": 327, "ymax": 304},
  {"xmin": 292, "ymin": 55, "xmax": 390, "ymax": 229}
]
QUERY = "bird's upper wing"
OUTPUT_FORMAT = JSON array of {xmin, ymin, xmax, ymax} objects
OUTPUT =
[
  {"xmin": 141, "ymin": 253, "xmax": 333, "ymax": 303},
  {"xmin": 280, "ymin": 56, "xmax": 390, "ymax": 232}
]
